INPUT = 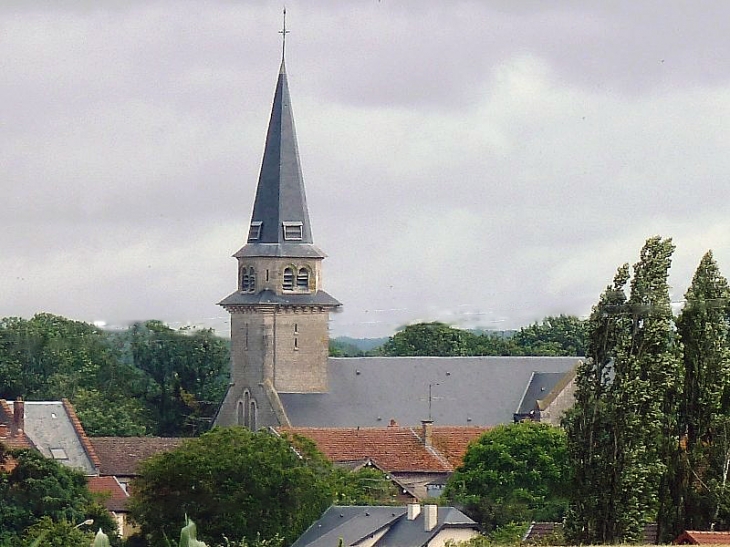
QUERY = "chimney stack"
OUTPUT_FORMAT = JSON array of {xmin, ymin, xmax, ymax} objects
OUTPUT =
[
  {"xmin": 424, "ymin": 504, "xmax": 438, "ymax": 532},
  {"xmin": 13, "ymin": 398, "xmax": 24, "ymax": 433},
  {"xmin": 407, "ymin": 503, "xmax": 421, "ymax": 521},
  {"xmin": 421, "ymin": 419, "xmax": 433, "ymax": 447}
]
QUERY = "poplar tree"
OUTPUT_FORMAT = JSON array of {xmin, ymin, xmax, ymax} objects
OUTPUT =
[
  {"xmin": 662, "ymin": 251, "xmax": 730, "ymax": 536},
  {"xmin": 565, "ymin": 236, "xmax": 682, "ymax": 543},
  {"xmin": 564, "ymin": 265, "xmax": 629, "ymax": 543}
]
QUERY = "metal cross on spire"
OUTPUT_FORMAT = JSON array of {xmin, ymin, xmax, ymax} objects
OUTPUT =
[{"xmin": 279, "ymin": 8, "xmax": 289, "ymax": 62}]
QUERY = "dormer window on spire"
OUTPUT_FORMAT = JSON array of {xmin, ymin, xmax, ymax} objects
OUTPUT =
[
  {"xmin": 248, "ymin": 221, "xmax": 262, "ymax": 241},
  {"xmin": 282, "ymin": 221, "xmax": 303, "ymax": 241}
]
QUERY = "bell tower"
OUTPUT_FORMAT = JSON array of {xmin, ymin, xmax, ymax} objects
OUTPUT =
[{"xmin": 215, "ymin": 30, "xmax": 340, "ymax": 429}]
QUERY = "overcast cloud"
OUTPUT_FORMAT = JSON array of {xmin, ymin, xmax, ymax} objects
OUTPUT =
[{"xmin": 2, "ymin": 1, "xmax": 729, "ymax": 338}]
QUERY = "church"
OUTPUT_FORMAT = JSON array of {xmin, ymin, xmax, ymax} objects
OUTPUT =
[{"xmin": 214, "ymin": 49, "xmax": 578, "ymax": 431}]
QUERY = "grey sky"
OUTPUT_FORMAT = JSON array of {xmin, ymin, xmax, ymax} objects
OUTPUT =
[{"xmin": 2, "ymin": 1, "xmax": 729, "ymax": 338}]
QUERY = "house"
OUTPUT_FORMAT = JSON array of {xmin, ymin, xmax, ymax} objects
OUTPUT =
[
  {"xmin": 213, "ymin": 41, "xmax": 582, "ymax": 432},
  {"xmin": 91, "ymin": 436, "xmax": 185, "ymax": 493},
  {"xmin": 674, "ymin": 530, "xmax": 730, "ymax": 545},
  {"xmin": 291, "ymin": 504, "xmax": 480, "ymax": 547},
  {"xmin": 514, "ymin": 367, "xmax": 578, "ymax": 425},
  {"xmin": 87, "ymin": 475, "xmax": 132, "ymax": 537},
  {"xmin": 278, "ymin": 422, "xmax": 489, "ymax": 501},
  {"xmin": 0, "ymin": 398, "xmax": 100, "ymax": 475}
]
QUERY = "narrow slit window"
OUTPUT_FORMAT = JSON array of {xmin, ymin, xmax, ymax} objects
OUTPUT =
[
  {"xmin": 294, "ymin": 337, "xmax": 299, "ymax": 350},
  {"xmin": 283, "ymin": 267, "xmax": 294, "ymax": 291},
  {"xmin": 296, "ymin": 268, "xmax": 309, "ymax": 290},
  {"xmin": 248, "ymin": 221, "xmax": 262, "ymax": 241},
  {"xmin": 241, "ymin": 267, "xmax": 251, "ymax": 292},
  {"xmin": 282, "ymin": 222, "xmax": 303, "ymax": 241}
]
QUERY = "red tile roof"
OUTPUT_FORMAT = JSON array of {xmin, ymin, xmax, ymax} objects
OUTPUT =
[
  {"xmin": 675, "ymin": 531, "xmax": 730, "ymax": 545},
  {"xmin": 91, "ymin": 437, "xmax": 185, "ymax": 476},
  {"xmin": 279, "ymin": 426, "xmax": 489, "ymax": 473},
  {"xmin": 87, "ymin": 475, "xmax": 129, "ymax": 513}
]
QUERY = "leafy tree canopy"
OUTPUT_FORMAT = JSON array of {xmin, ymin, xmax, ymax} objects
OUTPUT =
[
  {"xmin": 0, "ymin": 314, "xmax": 230, "ymax": 437},
  {"xmin": 0, "ymin": 448, "xmax": 116, "ymax": 545},
  {"xmin": 130, "ymin": 427, "xmax": 334, "ymax": 546},
  {"xmin": 445, "ymin": 422, "xmax": 569, "ymax": 532}
]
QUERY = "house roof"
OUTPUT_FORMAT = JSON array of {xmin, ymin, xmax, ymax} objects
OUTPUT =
[
  {"xmin": 234, "ymin": 60, "xmax": 323, "ymax": 260},
  {"xmin": 514, "ymin": 372, "xmax": 567, "ymax": 416},
  {"xmin": 21, "ymin": 400, "xmax": 99, "ymax": 475},
  {"xmin": 0, "ymin": 400, "xmax": 33, "ymax": 451},
  {"xmin": 291, "ymin": 505, "xmax": 477, "ymax": 547},
  {"xmin": 87, "ymin": 475, "xmax": 129, "ymax": 513},
  {"xmin": 675, "ymin": 531, "xmax": 730, "ymax": 545},
  {"xmin": 280, "ymin": 425, "xmax": 488, "ymax": 473},
  {"xmin": 91, "ymin": 437, "xmax": 185, "ymax": 476},
  {"xmin": 279, "ymin": 356, "xmax": 580, "ymax": 427}
]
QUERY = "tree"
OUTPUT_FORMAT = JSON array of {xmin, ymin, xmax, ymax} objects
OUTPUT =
[
  {"xmin": 564, "ymin": 236, "xmax": 682, "ymax": 543},
  {"xmin": 382, "ymin": 322, "xmax": 471, "ymax": 356},
  {"xmin": 128, "ymin": 427, "xmax": 334, "ymax": 546},
  {"xmin": 662, "ymin": 251, "xmax": 730, "ymax": 536},
  {"xmin": 512, "ymin": 315, "xmax": 587, "ymax": 356},
  {"xmin": 444, "ymin": 422, "xmax": 569, "ymax": 533},
  {"xmin": 0, "ymin": 448, "xmax": 115, "ymax": 545},
  {"xmin": 126, "ymin": 321, "xmax": 229, "ymax": 436},
  {"xmin": 563, "ymin": 265, "xmax": 629, "ymax": 543}
]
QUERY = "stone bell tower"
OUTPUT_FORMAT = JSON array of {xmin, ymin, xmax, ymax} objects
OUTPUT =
[{"xmin": 215, "ymin": 48, "xmax": 340, "ymax": 429}]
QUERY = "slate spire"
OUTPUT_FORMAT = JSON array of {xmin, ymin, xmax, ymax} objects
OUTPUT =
[{"xmin": 236, "ymin": 58, "xmax": 324, "ymax": 259}]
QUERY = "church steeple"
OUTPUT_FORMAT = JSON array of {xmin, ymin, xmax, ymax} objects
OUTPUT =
[
  {"xmin": 216, "ymin": 25, "xmax": 340, "ymax": 430},
  {"xmin": 236, "ymin": 32, "xmax": 323, "ymax": 259}
]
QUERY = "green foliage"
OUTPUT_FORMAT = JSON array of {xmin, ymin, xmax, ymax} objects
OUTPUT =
[
  {"xmin": 0, "ymin": 314, "xmax": 230, "ymax": 437},
  {"xmin": 661, "ymin": 251, "xmax": 730, "ymax": 537},
  {"xmin": 0, "ymin": 448, "xmax": 116, "ymax": 545},
  {"xmin": 445, "ymin": 422, "xmax": 569, "ymax": 532},
  {"xmin": 20, "ymin": 517, "xmax": 91, "ymax": 546},
  {"xmin": 129, "ymin": 427, "xmax": 333, "ymax": 547},
  {"xmin": 329, "ymin": 339, "xmax": 365, "ymax": 357},
  {"xmin": 382, "ymin": 322, "xmax": 472, "ymax": 356},
  {"xmin": 511, "ymin": 315, "xmax": 587, "ymax": 356},
  {"xmin": 564, "ymin": 236, "xmax": 683, "ymax": 543},
  {"xmin": 381, "ymin": 318, "xmax": 585, "ymax": 357}
]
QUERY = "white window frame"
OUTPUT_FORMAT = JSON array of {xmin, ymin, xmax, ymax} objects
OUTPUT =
[{"xmin": 282, "ymin": 221, "xmax": 303, "ymax": 241}]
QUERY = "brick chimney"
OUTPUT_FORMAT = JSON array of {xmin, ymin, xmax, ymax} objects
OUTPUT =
[
  {"xmin": 424, "ymin": 504, "xmax": 438, "ymax": 532},
  {"xmin": 407, "ymin": 503, "xmax": 421, "ymax": 521},
  {"xmin": 13, "ymin": 398, "xmax": 24, "ymax": 433},
  {"xmin": 421, "ymin": 419, "xmax": 433, "ymax": 447}
]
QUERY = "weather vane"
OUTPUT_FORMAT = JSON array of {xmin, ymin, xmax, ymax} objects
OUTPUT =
[{"xmin": 279, "ymin": 8, "xmax": 289, "ymax": 61}]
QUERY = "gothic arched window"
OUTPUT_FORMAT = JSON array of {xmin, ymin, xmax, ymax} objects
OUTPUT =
[{"xmin": 249, "ymin": 399, "xmax": 258, "ymax": 431}]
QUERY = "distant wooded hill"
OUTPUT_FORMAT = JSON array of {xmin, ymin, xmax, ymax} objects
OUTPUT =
[{"xmin": 330, "ymin": 315, "xmax": 586, "ymax": 357}]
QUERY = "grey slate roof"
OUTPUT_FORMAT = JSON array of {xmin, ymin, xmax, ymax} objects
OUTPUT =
[
  {"xmin": 291, "ymin": 505, "xmax": 477, "ymax": 547},
  {"xmin": 514, "ymin": 371, "xmax": 567, "ymax": 417},
  {"xmin": 23, "ymin": 402, "xmax": 97, "ymax": 475},
  {"xmin": 236, "ymin": 60, "xmax": 324, "ymax": 259},
  {"xmin": 279, "ymin": 356, "xmax": 579, "ymax": 427},
  {"xmin": 219, "ymin": 288, "xmax": 340, "ymax": 308}
]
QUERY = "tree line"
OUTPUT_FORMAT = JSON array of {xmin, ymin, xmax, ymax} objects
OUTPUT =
[
  {"xmin": 0, "ymin": 315, "xmax": 230, "ymax": 437},
  {"xmin": 446, "ymin": 237, "xmax": 730, "ymax": 544},
  {"xmin": 331, "ymin": 315, "xmax": 587, "ymax": 357}
]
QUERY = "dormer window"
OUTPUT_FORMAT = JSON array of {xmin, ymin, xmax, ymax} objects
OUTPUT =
[
  {"xmin": 248, "ymin": 221, "xmax": 262, "ymax": 241},
  {"xmin": 282, "ymin": 222, "xmax": 303, "ymax": 241}
]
